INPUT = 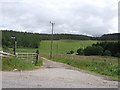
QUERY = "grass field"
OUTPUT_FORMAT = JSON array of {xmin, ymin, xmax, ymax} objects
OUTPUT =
[
  {"xmin": 4, "ymin": 40, "xmax": 116, "ymax": 54},
  {"xmin": 39, "ymin": 40, "xmax": 99, "ymax": 54}
]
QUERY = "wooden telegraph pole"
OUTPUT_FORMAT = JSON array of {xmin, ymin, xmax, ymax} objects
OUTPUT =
[{"xmin": 50, "ymin": 21, "xmax": 55, "ymax": 59}]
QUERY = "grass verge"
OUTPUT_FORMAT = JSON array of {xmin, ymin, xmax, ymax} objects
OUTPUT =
[
  {"xmin": 2, "ymin": 56, "xmax": 43, "ymax": 71},
  {"xmin": 47, "ymin": 54, "xmax": 119, "ymax": 80}
]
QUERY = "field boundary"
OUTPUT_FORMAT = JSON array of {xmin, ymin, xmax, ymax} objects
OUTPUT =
[
  {"xmin": 0, "ymin": 51, "xmax": 14, "ymax": 57},
  {"xmin": 16, "ymin": 53, "xmax": 36, "ymax": 60}
]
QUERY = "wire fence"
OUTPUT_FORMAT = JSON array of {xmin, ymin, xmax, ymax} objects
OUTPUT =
[
  {"xmin": 16, "ymin": 53, "xmax": 37, "ymax": 64},
  {"xmin": 0, "ymin": 51, "xmax": 38, "ymax": 64}
]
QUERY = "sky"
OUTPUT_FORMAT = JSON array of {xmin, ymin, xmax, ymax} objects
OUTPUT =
[{"xmin": 0, "ymin": 0, "xmax": 119, "ymax": 36}]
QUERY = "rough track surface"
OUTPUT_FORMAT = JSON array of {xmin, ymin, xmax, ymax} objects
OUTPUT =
[{"xmin": 2, "ymin": 57, "xmax": 118, "ymax": 88}]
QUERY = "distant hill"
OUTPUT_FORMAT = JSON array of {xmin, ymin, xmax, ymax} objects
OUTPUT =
[
  {"xmin": 99, "ymin": 33, "xmax": 120, "ymax": 40},
  {"xmin": 1, "ymin": 30, "xmax": 120, "ymax": 48},
  {"xmin": 39, "ymin": 34, "xmax": 91, "ymax": 40},
  {"xmin": 40, "ymin": 33, "xmax": 120, "ymax": 40},
  {"xmin": 2, "ymin": 30, "xmax": 41, "ymax": 48}
]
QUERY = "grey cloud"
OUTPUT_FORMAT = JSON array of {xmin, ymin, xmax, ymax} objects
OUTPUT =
[{"xmin": 0, "ymin": 0, "xmax": 118, "ymax": 36}]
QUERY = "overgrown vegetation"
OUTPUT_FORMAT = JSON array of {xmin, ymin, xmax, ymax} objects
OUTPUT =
[
  {"xmin": 84, "ymin": 46, "xmax": 103, "ymax": 56},
  {"xmin": 2, "ymin": 57, "xmax": 43, "ymax": 71},
  {"xmin": 50, "ymin": 55, "xmax": 119, "ymax": 80}
]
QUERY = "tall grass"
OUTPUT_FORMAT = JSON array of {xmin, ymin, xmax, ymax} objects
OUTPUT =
[
  {"xmin": 4, "ymin": 48, "xmax": 37, "ymax": 53},
  {"xmin": 2, "ymin": 57, "xmax": 43, "ymax": 71},
  {"xmin": 50, "ymin": 54, "xmax": 119, "ymax": 80}
]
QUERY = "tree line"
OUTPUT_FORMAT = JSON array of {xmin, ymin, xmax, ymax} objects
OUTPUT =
[
  {"xmin": 37, "ymin": 33, "xmax": 120, "ymax": 40},
  {"xmin": 2, "ymin": 30, "xmax": 41, "ymax": 48},
  {"xmin": 92, "ymin": 33, "xmax": 120, "ymax": 40},
  {"xmin": 2, "ymin": 30, "xmax": 91, "ymax": 49},
  {"xmin": 40, "ymin": 34, "xmax": 91, "ymax": 40},
  {"xmin": 68, "ymin": 41, "xmax": 120, "ymax": 57},
  {"xmin": 2, "ymin": 30, "xmax": 120, "ymax": 49}
]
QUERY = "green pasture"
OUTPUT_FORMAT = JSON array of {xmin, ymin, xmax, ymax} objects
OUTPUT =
[
  {"xmin": 39, "ymin": 40, "xmax": 99, "ymax": 54},
  {"xmin": 4, "ymin": 40, "xmax": 115, "ymax": 54}
]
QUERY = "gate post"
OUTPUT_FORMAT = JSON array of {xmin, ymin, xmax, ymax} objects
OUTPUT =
[{"xmin": 35, "ymin": 50, "xmax": 39, "ymax": 65}]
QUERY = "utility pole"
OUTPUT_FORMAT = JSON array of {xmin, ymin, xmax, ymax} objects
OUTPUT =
[{"xmin": 50, "ymin": 21, "xmax": 55, "ymax": 59}]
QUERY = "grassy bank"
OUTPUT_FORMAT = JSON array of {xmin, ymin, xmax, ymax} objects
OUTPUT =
[
  {"xmin": 2, "ymin": 57, "xmax": 43, "ymax": 71},
  {"xmin": 48, "ymin": 54, "xmax": 119, "ymax": 80}
]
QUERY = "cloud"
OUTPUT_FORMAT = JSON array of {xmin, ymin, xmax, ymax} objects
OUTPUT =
[{"xmin": 0, "ymin": 0, "xmax": 119, "ymax": 36}]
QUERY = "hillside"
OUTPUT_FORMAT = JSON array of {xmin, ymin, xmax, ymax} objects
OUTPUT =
[
  {"xmin": 2, "ymin": 30, "xmax": 41, "ymax": 48},
  {"xmin": 2, "ymin": 30, "xmax": 120, "ymax": 49},
  {"xmin": 99, "ymin": 33, "xmax": 120, "ymax": 40}
]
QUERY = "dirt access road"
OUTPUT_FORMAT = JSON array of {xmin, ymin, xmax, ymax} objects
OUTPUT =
[{"xmin": 2, "ymin": 57, "xmax": 118, "ymax": 88}]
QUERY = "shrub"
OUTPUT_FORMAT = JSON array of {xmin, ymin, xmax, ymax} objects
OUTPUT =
[
  {"xmin": 70, "ymin": 50, "xmax": 74, "ymax": 54},
  {"xmin": 77, "ymin": 48, "xmax": 84, "ymax": 55},
  {"xmin": 115, "ymin": 53, "xmax": 120, "ymax": 57},
  {"xmin": 103, "ymin": 50, "xmax": 112, "ymax": 56},
  {"xmin": 84, "ymin": 46, "xmax": 103, "ymax": 56},
  {"xmin": 66, "ymin": 52, "xmax": 70, "ymax": 54},
  {"xmin": 67, "ymin": 50, "xmax": 74, "ymax": 54},
  {"xmin": 91, "ymin": 41, "xmax": 120, "ymax": 56}
]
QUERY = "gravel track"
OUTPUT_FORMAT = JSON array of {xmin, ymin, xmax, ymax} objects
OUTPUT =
[{"xmin": 2, "ymin": 57, "xmax": 118, "ymax": 88}]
